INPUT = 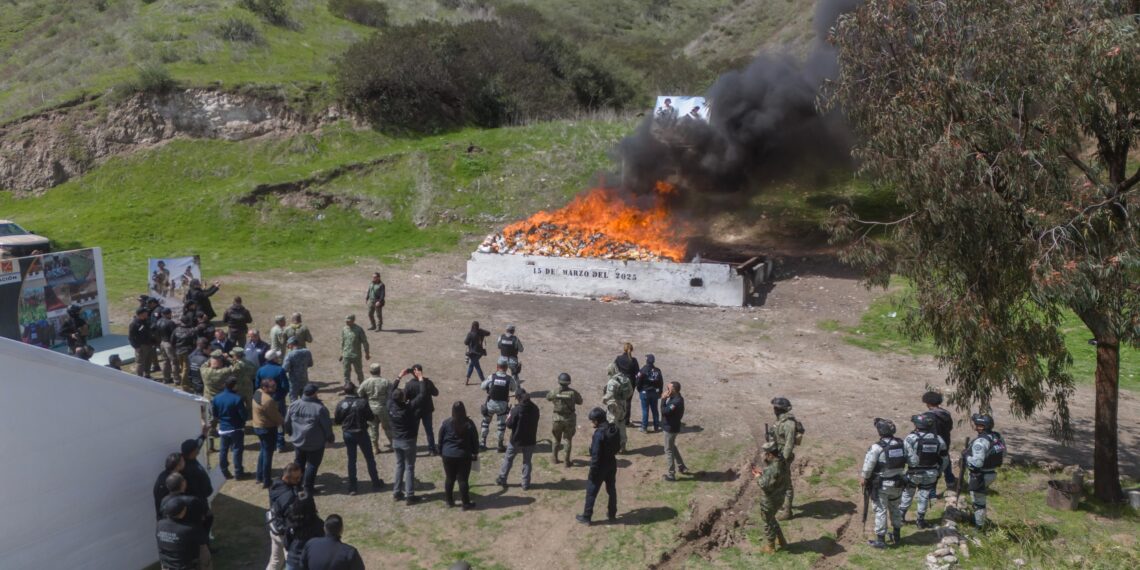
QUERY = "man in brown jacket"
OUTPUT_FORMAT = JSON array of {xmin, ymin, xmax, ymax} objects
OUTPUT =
[{"xmin": 252, "ymin": 377, "xmax": 284, "ymax": 488}]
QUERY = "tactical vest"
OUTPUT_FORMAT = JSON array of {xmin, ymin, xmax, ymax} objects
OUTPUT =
[
  {"xmin": 488, "ymin": 373, "xmax": 512, "ymax": 402},
  {"xmin": 498, "ymin": 335, "xmax": 518, "ymax": 357},
  {"xmin": 913, "ymin": 431, "xmax": 942, "ymax": 468},
  {"xmin": 979, "ymin": 431, "xmax": 1006, "ymax": 469},
  {"xmin": 876, "ymin": 437, "xmax": 907, "ymax": 472}
]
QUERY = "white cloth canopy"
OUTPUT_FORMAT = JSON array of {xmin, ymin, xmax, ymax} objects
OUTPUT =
[{"xmin": 0, "ymin": 337, "xmax": 207, "ymax": 570}]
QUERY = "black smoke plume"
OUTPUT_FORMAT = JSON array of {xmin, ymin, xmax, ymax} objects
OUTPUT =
[{"xmin": 617, "ymin": 0, "xmax": 862, "ymax": 198}]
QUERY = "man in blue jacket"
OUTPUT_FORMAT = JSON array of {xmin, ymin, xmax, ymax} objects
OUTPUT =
[
  {"xmin": 211, "ymin": 376, "xmax": 249, "ymax": 479},
  {"xmin": 300, "ymin": 514, "xmax": 365, "ymax": 570},
  {"xmin": 577, "ymin": 407, "xmax": 621, "ymax": 525},
  {"xmin": 257, "ymin": 350, "xmax": 291, "ymax": 452}
]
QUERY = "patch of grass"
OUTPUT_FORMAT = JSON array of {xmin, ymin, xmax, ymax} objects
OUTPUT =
[
  {"xmin": 820, "ymin": 282, "xmax": 1140, "ymax": 391},
  {"xmin": 0, "ymin": 118, "xmax": 632, "ymax": 303}
]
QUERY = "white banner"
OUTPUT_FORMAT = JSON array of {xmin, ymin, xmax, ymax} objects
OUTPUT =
[{"xmin": 148, "ymin": 256, "xmax": 201, "ymax": 319}]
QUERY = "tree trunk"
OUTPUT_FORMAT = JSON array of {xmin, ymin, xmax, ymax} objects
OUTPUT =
[{"xmin": 1093, "ymin": 337, "xmax": 1124, "ymax": 503}]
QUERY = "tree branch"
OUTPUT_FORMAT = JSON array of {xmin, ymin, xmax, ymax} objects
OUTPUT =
[{"xmin": 1120, "ymin": 164, "xmax": 1140, "ymax": 193}]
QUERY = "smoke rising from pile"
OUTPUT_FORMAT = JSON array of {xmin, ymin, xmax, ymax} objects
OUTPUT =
[{"xmin": 618, "ymin": 0, "xmax": 862, "ymax": 197}]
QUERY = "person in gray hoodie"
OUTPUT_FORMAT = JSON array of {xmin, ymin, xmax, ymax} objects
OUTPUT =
[{"xmin": 285, "ymin": 384, "xmax": 335, "ymax": 495}]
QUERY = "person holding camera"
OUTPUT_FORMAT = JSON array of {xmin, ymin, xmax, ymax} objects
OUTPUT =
[{"xmin": 401, "ymin": 364, "xmax": 440, "ymax": 455}]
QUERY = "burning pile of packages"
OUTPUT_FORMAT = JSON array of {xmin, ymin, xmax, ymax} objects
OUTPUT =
[
  {"xmin": 479, "ymin": 183, "xmax": 690, "ymax": 262},
  {"xmin": 478, "ymin": 225, "xmax": 677, "ymax": 261}
]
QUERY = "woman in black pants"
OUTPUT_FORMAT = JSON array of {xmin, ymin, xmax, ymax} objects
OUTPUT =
[
  {"xmin": 464, "ymin": 321, "xmax": 490, "ymax": 385},
  {"xmin": 439, "ymin": 401, "xmax": 479, "ymax": 510}
]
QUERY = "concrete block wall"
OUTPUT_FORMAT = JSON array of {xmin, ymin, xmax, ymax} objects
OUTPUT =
[{"xmin": 465, "ymin": 252, "xmax": 745, "ymax": 307}]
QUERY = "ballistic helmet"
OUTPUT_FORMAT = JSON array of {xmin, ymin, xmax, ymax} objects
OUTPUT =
[
  {"xmin": 874, "ymin": 417, "xmax": 897, "ymax": 437},
  {"xmin": 771, "ymin": 397, "xmax": 792, "ymax": 411},
  {"xmin": 497, "ymin": 356, "xmax": 510, "ymax": 367},
  {"xmin": 588, "ymin": 407, "xmax": 607, "ymax": 423},
  {"xmin": 506, "ymin": 324, "xmax": 516, "ymax": 333},
  {"xmin": 911, "ymin": 412, "xmax": 934, "ymax": 431},
  {"xmin": 557, "ymin": 372, "xmax": 572, "ymax": 386},
  {"xmin": 971, "ymin": 413, "xmax": 994, "ymax": 430}
]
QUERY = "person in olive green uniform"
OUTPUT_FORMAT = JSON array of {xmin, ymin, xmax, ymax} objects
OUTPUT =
[
  {"xmin": 546, "ymin": 373, "xmax": 583, "ymax": 466},
  {"xmin": 200, "ymin": 351, "xmax": 236, "ymax": 404},
  {"xmin": 602, "ymin": 362, "xmax": 633, "ymax": 453},
  {"xmin": 769, "ymin": 396, "xmax": 799, "ymax": 520},
  {"xmin": 752, "ymin": 441, "xmax": 789, "ymax": 553},
  {"xmin": 366, "ymin": 273, "xmax": 386, "ymax": 331},
  {"xmin": 269, "ymin": 315, "xmax": 289, "ymax": 355},
  {"xmin": 358, "ymin": 363, "xmax": 396, "ymax": 453},
  {"xmin": 287, "ymin": 313, "xmax": 313, "ymax": 350},
  {"xmin": 339, "ymin": 315, "xmax": 370, "ymax": 391},
  {"xmin": 229, "ymin": 346, "xmax": 257, "ymax": 412}
]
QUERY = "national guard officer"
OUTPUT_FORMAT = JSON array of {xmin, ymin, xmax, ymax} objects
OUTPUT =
[
  {"xmin": 358, "ymin": 363, "xmax": 396, "ymax": 453},
  {"xmin": 366, "ymin": 272, "xmax": 386, "ymax": 331},
  {"xmin": 751, "ymin": 441, "xmax": 788, "ymax": 554},
  {"xmin": 546, "ymin": 373, "xmax": 583, "ymax": 466},
  {"xmin": 497, "ymin": 325, "xmax": 524, "ymax": 383},
  {"xmin": 480, "ymin": 358, "xmax": 518, "ymax": 452},
  {"xmin": 899, "ymin": 412, "xmax": 948, "ymax": 528},
  {"xmin": 965, "ymin": 413, "xmax": 1006, "ymax": 529},
  {"xmin": 861, "ymin": 418, "xmax": 906, "ymax": 548},
  {"xmin": 269, "ymin": 315, "xmax": 289, "ymax": 355},
  {"xmin": 602, "ymin": 362, "xmax": 633, "ymax": 453},
  {"xmin": 769, "ymin": 396, "xmax": 799, "ymax": 520},
  {"xmin": 339, "ymin": 315, "xmax": 370, "ymax": 391}
]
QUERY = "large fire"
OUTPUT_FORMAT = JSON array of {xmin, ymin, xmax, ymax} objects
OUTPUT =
[{"xmin": 479, "ymin": 181, "xmax": 691, "ymax": 262}]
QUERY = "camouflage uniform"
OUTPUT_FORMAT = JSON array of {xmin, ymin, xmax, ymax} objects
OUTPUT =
[
  {"xmin": 546, "ymin": 380, "xmax": 583, "ymax": 464},
  {"xmin": 602, "ymin": 363, "xmax": 633, "ymax": 452},
  {"xmin": 228, "ymin": 350, "xmax": 257, "ymax": 412},
  {"xmin": 358, "ymin": 372, "xmax": 396, "ymax": 450},
  {"xmin": 287, "ymin": 322, "xmax": 313, "ymax": 350},
  {"xmin": 340, "ymin": 321, "xmax": 369, "ymax": 387},
  {"xmin": 268, "ymin": 318, "xmax": 289, "ymax": 354},
  {"xmin": 757, "ymin": 449, "xmax": 789, "ymax": 551},
  {"xmin": 771, "ymin": 412, "xmax": 799, "ymax": 520}
]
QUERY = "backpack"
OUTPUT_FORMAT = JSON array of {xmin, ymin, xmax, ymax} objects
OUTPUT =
[
  {"xmin": 604, "ymin": 425, "xmax": 622, "ymax": 457},
  {"xmin": 980, "ymin": 432, "xmax": 1006, "ymax": 469},
  {"xmin": 794, "ymin": 419, "xmax": 805, "ymax": 445}
]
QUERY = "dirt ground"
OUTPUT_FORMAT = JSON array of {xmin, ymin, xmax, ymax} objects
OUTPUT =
[{"xmin": 125, "ymin": 251, "xmax": 1140, "ymax": 569}]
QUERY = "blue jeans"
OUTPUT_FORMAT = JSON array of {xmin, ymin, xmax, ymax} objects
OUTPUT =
[
  {"xmin": 294, "ymin": 447, "xmax": 325, "ymax": 494},
  {"xmin": 219, "ymin": 430, "xmax": 245, "ymax": 474},
  {"xmin": 275, "ymin": 397, "xmax": 287, "ymax": 450},
  {"xmin": 421, "ymin": 410, "xmax": 437, "ymax": 453},
  {"xmin": 640, "ymin": 391, "xmax": 660, "ymax": 430},
  {"xmin": 254, "ymin": 428, "xmax": 277, "ymax": 483},
  {"xmin": 344, "ymin": 430, "xmax": 381, "ymax": 489},
  {"xmin": 466, "ymin": 355, "xmax": 485, "ymax": 382},
  {"xmin": 393, "ymin": 439, "xmax": 417, "ymax": 497}
]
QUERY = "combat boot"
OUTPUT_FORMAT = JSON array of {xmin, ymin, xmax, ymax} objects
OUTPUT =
[
  {"xmin": 776, "ymin": 528, "xmax": 788, "ymax": 548},
  {"xmin": 759, "ymin": 539, "xmax": 777, "ymax": 554},
  {"xmin": 892, "ymin": 528, "xmax": 902, "ymax": 546},
  {"xmin": 916, "ymin": 515, "xmax": 929, "ymax": 529},
  {"xmin": 868, "ymin": 535, "xmax": 887, "ymax": 549},
  {"xmin": 776, "ymin": 502, "xmax": 793, "ymax": 521}
]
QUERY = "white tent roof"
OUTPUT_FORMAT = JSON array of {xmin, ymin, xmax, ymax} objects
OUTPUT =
[{"xmin": 0, "ymin": 337, "xmax": 206, "ymax": 570}]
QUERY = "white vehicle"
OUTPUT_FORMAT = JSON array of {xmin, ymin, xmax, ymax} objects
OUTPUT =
[{"xmin": 0, "ymin": 219, "xmax": 51, "ymax": 258}]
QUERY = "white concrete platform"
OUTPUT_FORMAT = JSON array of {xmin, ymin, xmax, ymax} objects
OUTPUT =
[{"xmin": 465, "ymin": 252, "xmax": 746, "ymax": 307}]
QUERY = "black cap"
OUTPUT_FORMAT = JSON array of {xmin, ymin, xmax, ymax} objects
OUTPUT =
[
  {"xmin": 303, "ymin": 383, "xmax": 319, "ymax": 396},
  {"xmin": 588, "ymin": 407, "xmax": 607, "ymax": 423}
]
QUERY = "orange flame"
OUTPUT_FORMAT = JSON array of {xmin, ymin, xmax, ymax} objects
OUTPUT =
[{"xmin": 500, "ymin": 181, "xmax": 690, "ymax": 262}]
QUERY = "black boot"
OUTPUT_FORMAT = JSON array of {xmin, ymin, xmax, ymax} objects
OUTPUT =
[
  {"xmin": 892, "ymin": 528, "xmax": 902, "ymax": 545},
  {"xmin": 916, "ymin": 515, "xmax": 929, "ymax": 529},
  {"xmin": 868, "ymin": 535, "xmax": 887, "ymax": 549}
]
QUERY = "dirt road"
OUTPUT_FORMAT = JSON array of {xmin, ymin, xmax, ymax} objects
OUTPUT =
[{"xmin": 143, "ymin": 252, "xmax": 1137, "ymax": 569}]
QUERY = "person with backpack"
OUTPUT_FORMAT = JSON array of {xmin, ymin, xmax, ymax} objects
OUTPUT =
[
  {"xmin": 899, "ymin": 413, "xmax": 948, "ymax": 528},
  {"xmin": 267, "ymin": 463, "xmax": 324, "ymax": 570},
  {"xmin": 860, "ymin": 418, "xmax": 906, "ymax": 549},
  {"xmin": 922, "ymin": 390, "xmax": 956, "ymax": 492},
  {"xmin": 576, "ymin": 407, "xmax": 621, "ymax": 525},
  {"xmin": 602, "ymin": 362, "xmax": 633, "ymax": 453},
  {"xmin": 769, "ymin": 397, "xmax": 802, "ymax": 520},
  {"xmin": 965, "ymin": 413, "xmax": 1006, "ymax": 530}
]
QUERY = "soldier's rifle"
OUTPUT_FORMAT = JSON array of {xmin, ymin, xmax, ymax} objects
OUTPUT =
[
  {"xmin": 861, "ymin": 474, "xmax": 875, "ymax": 531},
  {"xmin": 957, "ymin": 436, "xmax": 972, "ymax": 502},
  {"xmin": 764, "ymin": 423, "xmax": 771, "ymax": 443}
]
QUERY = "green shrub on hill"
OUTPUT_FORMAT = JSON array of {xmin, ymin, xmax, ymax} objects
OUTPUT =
[
  {"xmin": 328, "ymin": 0, "xmax": 389, "ymax": 28},
  {"xmin": 239, "ymin": 0, "xmax": 292, "ymax": 27},
  {"xmin": 215, "ymin": 17, "xmax": 264, "ymax": 43},
  {"xmin": 336, "ymin": 13, "xmax": 635, "ymax": 134}
]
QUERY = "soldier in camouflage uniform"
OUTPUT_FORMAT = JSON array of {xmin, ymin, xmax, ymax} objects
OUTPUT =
[
  {"xmin": 769, "ymin": 396, "xmax": 799, "ymax": 520},
  {"xmin": 268, "ymin": 315, "xmax": 289, "ymax": 355},
  {"xmin": 546, "ymin": 373, "xmax": 583, "ymax": 466},
  {"xmin": 228, "ymin": 346, "xmax": 257, "ymax": 412},
  {"xmin": 752, "ymin": 441, "xmax": 789, "ymax": 554},
  {"xmin": 339, "ymin": 314, "xmax": 370, "ymax": 391},
  {"xmin": 287, "ymin": 313, "xmax": 314, "ymax": 350},
  {"xmin": 358, "ymin": 363, "xmax": 396, "ymax": 453},
  {"xmin": 602, "ymin": 362, "xmax": 633, "ymax": 453}
]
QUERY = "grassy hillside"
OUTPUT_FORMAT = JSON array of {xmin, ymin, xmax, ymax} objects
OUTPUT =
[
  {"xmin": 0, "ymin": 0, "xmax": 821, "ymax": 123},
  {"xmin": 0, "ymin": 118, "xmax": 632, "ymax": 299}
]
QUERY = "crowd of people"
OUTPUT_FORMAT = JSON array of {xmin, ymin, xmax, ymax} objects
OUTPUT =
[{"xmin": 128, "ymin": 273, "xmax": 1007, "ymax": 568}]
